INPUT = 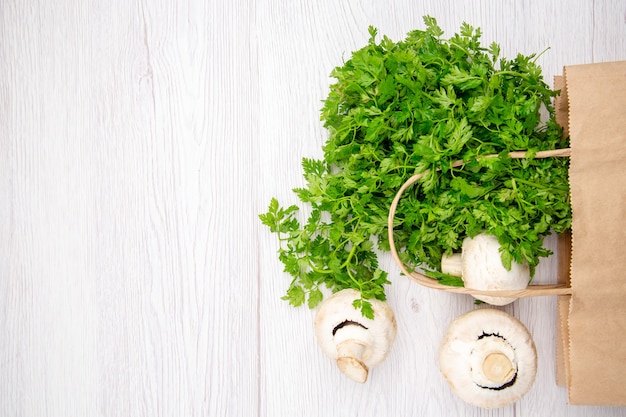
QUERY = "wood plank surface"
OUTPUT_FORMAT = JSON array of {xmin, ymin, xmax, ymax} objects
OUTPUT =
[{"xmin": 1, "ymin": 1, "xmax": 626, "ymax": 416}]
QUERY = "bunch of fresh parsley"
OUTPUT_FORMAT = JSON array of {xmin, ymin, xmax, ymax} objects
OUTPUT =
[{"xmin": 260, "ymin": 16, "xmax": 571, "ymax": 318}]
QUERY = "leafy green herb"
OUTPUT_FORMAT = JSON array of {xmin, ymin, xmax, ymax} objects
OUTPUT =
[{"xmin": 260, "ymin": 16, "xmax": 571, "ymax": 318}]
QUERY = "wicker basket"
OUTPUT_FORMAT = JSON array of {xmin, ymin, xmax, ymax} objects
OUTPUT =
[{"xmin": 387, "ymin": 148, "xmax": 573, "ymax": 298}]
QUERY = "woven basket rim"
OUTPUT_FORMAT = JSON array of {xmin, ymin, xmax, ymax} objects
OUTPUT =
[{"xmin": 387, "ymin": 147, "xmax": 573, "ymax": 298}]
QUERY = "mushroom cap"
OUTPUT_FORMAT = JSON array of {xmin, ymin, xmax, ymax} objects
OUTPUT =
[
  {"xmin": 314, "ymin": 289, "xmax": 397, "ymax": 383},
  {"xmin": 461, "ymin": 233, "xmax": 530, "ymax": 305},
  {"xmin": 438, "ymin": 308, "xmax": 537, "ymax": 409}
]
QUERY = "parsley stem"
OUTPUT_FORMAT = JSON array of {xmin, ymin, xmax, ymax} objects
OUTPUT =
[
  {"xmin": 513, "ymin": 177, "xmax": 568, "ymax": 191},
  {"xmin": 341, "ymin": 243, "xmax": 359, "ymax": 269},
  {"xmin": 493, "ymin": 70, "xmax": 531, "ymax": 80},
  {"xmin": 310, "ymin": 266, "xmax": 334, "ymax": 275},
  {"xmin": 307, "ymin": 239, "xmax": 360, "ymax": 275},
  {"xmin": 262, "ymin": 18, "xmax": 571, "ymax": 315},
  {"xmin": 346, "ymin": 267, "xmax": 362, "ymax": 291}
]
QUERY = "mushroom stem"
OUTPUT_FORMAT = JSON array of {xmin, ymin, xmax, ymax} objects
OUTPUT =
[
  {"xmin": 482, "ymin": 352, "xmax": 515, "ymax": 384},
  {"xmin": 439, "ymin": 308, "xmax": 537, "ymax": 408},
  {"xmin": 441, "ymin": 253, "xmax": 462, "ymax": 276},
  {"xmin": 314, "ymin": 289, "xmax": 397, "ymax": 384},
  {"xmin": 336, "ymin": 340, "xmax": 369, "ymax": 383},
  {"xmin": 440, "ymin": 232, "xmax": 531, "ymax": 305}
]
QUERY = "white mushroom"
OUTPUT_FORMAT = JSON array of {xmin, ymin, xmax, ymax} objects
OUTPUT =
[
  {"xmin": 314, "ymin": 289, "xmax": 397, "ymax": 383},
  {"xmin": 441, "ymin": 232, "xmax": 530, "ymax": 305},
  {"xmin": 438, "ymin": 308, "xmax": 537, "ymax": 409}
]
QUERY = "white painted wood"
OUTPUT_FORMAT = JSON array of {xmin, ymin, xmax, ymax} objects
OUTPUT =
[
  {"xmin": 1, "ymin": 0, "xmax": 626, "ymax": 416},
  {"xmin": 1, "ymin": 1, "xmax": 259, "ymax": 416}
]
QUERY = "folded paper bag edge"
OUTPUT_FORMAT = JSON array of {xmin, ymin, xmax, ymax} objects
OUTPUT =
[
  {"xmin": 563, "ymin": 60, "xmax": 626, "ymax": 406},
  {"xmin": 553, "ymin": 74, "xmax": 571, "ymax": 389}
]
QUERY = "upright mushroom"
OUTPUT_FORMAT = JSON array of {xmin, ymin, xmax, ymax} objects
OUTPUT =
[
  {"xmin": 314, "ymin": 289, "xmax": 397, "ymax": 383},
  {"xmin": 441, "ymin": 232, "xmax": 530, "ymax": 305},
  {"xmin": 438, "ymin": 308, "xmax": 537, "ymax": 408}
]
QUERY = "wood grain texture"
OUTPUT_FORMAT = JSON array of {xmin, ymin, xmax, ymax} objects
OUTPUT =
[
  {"xmin": 1, "ymin": 0, "xmax": 626, "ymax": 416},
  {"xmin": 1, "ymin": 0, "xmax": 258, "ymax": 416}
]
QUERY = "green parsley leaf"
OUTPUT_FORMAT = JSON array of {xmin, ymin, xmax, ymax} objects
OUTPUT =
[{"xmin": 260, "ymin": 16, "xmax": 571, "ymax": 317}]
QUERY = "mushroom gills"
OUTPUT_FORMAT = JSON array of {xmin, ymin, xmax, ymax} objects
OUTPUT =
[
  {"xmin": 332, "ymin": 320, "xmax": 368, "ymax": 336},
  {"xmin": 468, "ymin": 332, "xmax": 518, "ymax": 390},
  {"xmin": 439, "ymin": 308, "xmax": 537, "ymax": 408},
  {"xmin": 332, "ymin": 319, "xmax": 375, "ymax": 383},
  {"xmin": 314, "ymin": 289, "xmax": 397, "ymax": 384},
  {"xmin": 477, "ymin": 333, "xmax": 517, "ymax": 387}
]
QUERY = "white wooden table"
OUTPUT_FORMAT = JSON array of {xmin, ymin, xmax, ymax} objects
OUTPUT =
[{"xmin": 2, "ymin": 1, "xmax": 626, "ymax": 416}]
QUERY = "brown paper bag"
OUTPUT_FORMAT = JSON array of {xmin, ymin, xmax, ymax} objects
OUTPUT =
[{"xmin": 555, "ymin": 61, "xmax": 626, "ymax": 406}]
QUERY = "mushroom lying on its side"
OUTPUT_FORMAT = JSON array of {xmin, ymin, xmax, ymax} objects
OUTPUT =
[
  {"xmin": 441, "ymin": 232, "xmax": 530, "ymax": 305},
  {"xmin": 314, "ymin": 289, "xmax": 397, "ymax": 383},
  {"xmin": 438, "ymin": 308, "xmax": 537, "ymax": 409}
]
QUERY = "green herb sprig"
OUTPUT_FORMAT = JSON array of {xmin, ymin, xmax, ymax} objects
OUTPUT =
[{"xmin": 260, "ymin": 16, "xmax": 571, "ymax": 318}]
